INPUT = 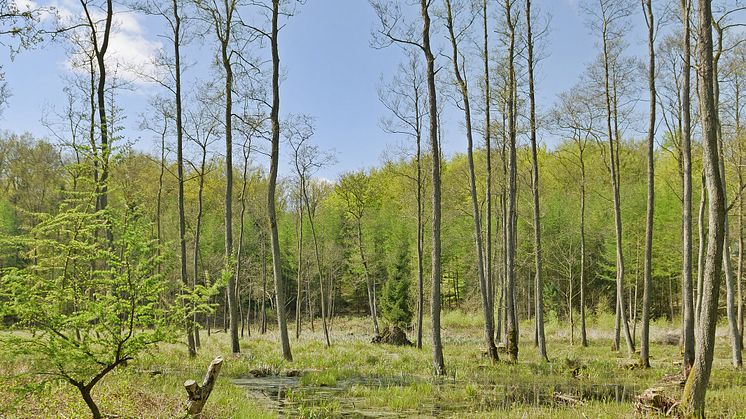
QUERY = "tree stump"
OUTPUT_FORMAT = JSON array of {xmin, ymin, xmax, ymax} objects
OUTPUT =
[{"xmin": 185, "ymin": 356, "xmax": 223, "ymax": 417}]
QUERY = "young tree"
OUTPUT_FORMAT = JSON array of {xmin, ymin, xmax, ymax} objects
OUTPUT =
[
  {"xmin": 582, "ymin": 0, "xmax": 635, "ymax": 356},
  {"xmin": 371, "ymin": 0, "xmax": 446, "ymax": 374},
  {"xmin": 639, "ymin": 0, "xmax": 656, "ymax": 369},
  {"xmin": 337, "ymin": 172, "xmax": 380, "ymax": 336},
  {"xmin": 552, "ymin": 86, "xmax": 601, "ymax": 348},
  {"xmin": 443, "ymin": 0, "xmax": 498, "ymax": 363},
  {"xmin": 1, "ymin": 195, "xmax": 170, "ymax": 419},
  {"xmin": 288, "ymin": 115, "xmax": 335, "ymax": 347},
  {"xmin": 681, "ymin": 0, "xmax": 727, "ymax": 414},
  {"xmin": 194, "ymin": 0, "xmax": 242, "ymax": 355},
  {"xmin": 502, "ymin": 0, "xmax": 520, "ymax": 362},
  {"xmin": 525, "ymin": 0, "xmax": 548, "ymax": 362},
  {"xmin": 679, "ymin": 0, "xmax": 695, "ymax": 374}
]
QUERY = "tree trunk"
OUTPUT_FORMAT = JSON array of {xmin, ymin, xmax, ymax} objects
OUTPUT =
[
  {"xmin": 602, "ymin": 19, "xmax": 634, "ymax": 356},
  {"xmin": 219, "ymin": 11, "xmax": 240, "ymax": 354},
  {"xmin": 504, "ymin": 0, "xmax": 519, "ymax": 362},
  {"xmin": 261, "ymin": 236, "xmax": 267, "ymax": 334},
  {"xmin": 482, "ymin": 0, "xmax": 495, "ymax": 358},
  {"xmin": 680, "ymin": 0, "xmax": 695, "ymax": 375},
  {"xmin": 640, "ymin": 0, "xmax": 655, "ymax": 368},
  {"xmin": 296, "ymin": 187, "xmax": 303, "ymax": 339},
  {"xmin": 525, "ymin": 0, "xmax": 547, "ymax": 362},
  {"xmin": 172, "ymin": 0, "xmax": 196, "ymax": 358},
  {"xmin": 580, "ymin": 143, "xmax": 588, "ymax": 347},
  {"xmin": 268, "ymin": 0, "xmax": 292, "ymax": 361},
  {"xmin": 444, "ymin": 0, "xmax": 497, "ymax": 363},
  {"xmin": 303, "ymin": 181, "xmax": 331, "ymax": 346},
  {"xmin": 681, "ymin": 1, "xmax": 726, "ymax": 414},
  {"xmin": 184, "ymin": 356, "xmax": 223, "ymax": 417},
  {"xmin": 713, "ymin": 24, "xmax": 743, "ymax": 367},
  {"xmin": 420, "ymin": 0, "xmax": 445, "ymax": 375}
]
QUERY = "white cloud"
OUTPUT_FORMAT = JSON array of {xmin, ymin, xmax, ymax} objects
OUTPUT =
[{"xmin": 57, "ymin": 2, "xmax": 163, "ymax": 85}]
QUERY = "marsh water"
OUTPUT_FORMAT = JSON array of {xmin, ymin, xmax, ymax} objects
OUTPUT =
[{"xmin": 233, "ymin": 373, "xmax": 641, "ymax": 417}]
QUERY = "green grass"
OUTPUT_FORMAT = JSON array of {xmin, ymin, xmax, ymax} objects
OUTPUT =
[{"xmin": 2, "ymin": 313, "xmax": 745, "ymax": 418}]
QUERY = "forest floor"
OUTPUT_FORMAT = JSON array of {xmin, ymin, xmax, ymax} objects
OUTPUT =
[{"xmin": 2, "ymin": 312, "xmax": 746, "ymax": 418}]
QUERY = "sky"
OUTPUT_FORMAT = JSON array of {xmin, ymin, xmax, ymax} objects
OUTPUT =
[{"xmin": 0, "ymin": 0, "xmax": 651, "ymax": 179}]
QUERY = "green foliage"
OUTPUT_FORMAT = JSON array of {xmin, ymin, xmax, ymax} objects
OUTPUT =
[
  {"xmin": 0, "ymin": 190, "xmax": 172, "ymax": 415},
  {"xmin": 380, "ymin": 243, "xmax": 412, "ymax": 328}
]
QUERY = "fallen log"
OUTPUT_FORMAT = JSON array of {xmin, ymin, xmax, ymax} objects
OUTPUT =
[{"xmin": 185, "ymin": 356, "xmax": 223, "ymax": 417}]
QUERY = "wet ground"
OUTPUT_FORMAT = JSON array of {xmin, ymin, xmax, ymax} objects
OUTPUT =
[{"xmin": 233, "ymin": 372, "xmax": 640, "ymax": 417}]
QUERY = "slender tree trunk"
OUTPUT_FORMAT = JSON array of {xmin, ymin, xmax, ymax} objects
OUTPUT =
[
  {"xmin": 525, "ymin": 0, "xmax": 547, "ymax": 361},
  {"xmin": 602, "ymin": 20, "xmax": 634, "ymax": 356},
  {"xmin": 444, "ymin": 0, "xmax": 497, "ymax": 363},
  {"xmin": 696, "ymin": 172, "xmax": 707, "ymax": 324},
  {"xmin": 193, "ymin": 146, "xmax": 207, "ymax": 347},
  {"xmin": 420, "ymin": 0, "xmax": 445, "ymax": 375},
  {"xmin": 235, "ymin": 147, "xmax": 250, "ymax": 341},
  {"xmin": 303, "ymin": 182, "xmax": 331, "ymax": 346},
  {"xmin": 580, "ymin": 143, "xmax": 588, "ymax": 347},
  {"xmin": 483, "ymin": 0, "xmax": 495, "ymax": 357},
  {"xmin": 296, "ymin": 188, "xmax": 303, "ymax": 339},
  {"xmin": 680, "ymin": 0, "xmax": 695, "ymax": 374},
  {"xmin": 261, "ymin": 236, "xmax": 267, "ymax": 334},
  {"xmin": 738, "ymin": 83, "xmax": 744, "ymax": 349},
  {"xmin": 218, "ymin": 9, "xmax": 240, "ymax": 354},
  {"xmin": 171, "ymin": 0, "xmax": 196, "ymax": 358},
  {"xmin": 267, "ymin": 0, "xmax": 292, "ymax": 361},
  {"xmin": 713, "ymin": 25, "xmax": 743, "ymax": 367},
  {"xmin": 357, "ymin": 221, "xmax": 379, "ymax": 335},
  {"xmin": 681, "ymin": 1, "xmax": 726, "ymax": 413},
  {"xmin": 640, "ymin": 0, "xmax": 655, "ymax": 368},
  {"xmin": 416, "ymin": 120, "xmax": 424, "ymax": 350},
  {"xmin": 504, "ymin": 0, "xmax": 519, "ymax": 362}
]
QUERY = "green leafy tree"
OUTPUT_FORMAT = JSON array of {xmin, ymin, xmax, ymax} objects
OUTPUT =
[{"xmin": 0, "ymin": 192, "xmax": 171, "ymax": 419}]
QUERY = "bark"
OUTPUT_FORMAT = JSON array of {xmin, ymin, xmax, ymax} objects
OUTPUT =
[
  {"xmin": 184, "ymin": 356, "xmax": 223, "ymax": 417},
  {"xmin": 696, "ymin": 172, "xmax": 706, "ymax": 323},
  {"xmin": 444, "ymin": 0, "xmax": 498, "ymax": 363},
  {"xmin": 261, "ymin": 235, "xmax": 267, "ymax": 334},
  {"xmin": 482, "ymin": 0, "xmax": 495, "ymax": 355},
  {"xmin": 713, "ymin": 23, "xmax": 742, "ymax": 367},
  {"xmin": 680, "ymin": 0, "xmax": 695, "ymax": 374},
  {"xmin": 235, "ymin": 146, "xmax": 250, "ymax": 339},
  {"xmin": 416, "ymin": 109, "xmax": 424, "ymax": 350},
  {"xmin": 212, "ymin": 0, "xmax": 240, "ymax": 354},
  {"xmin": 301, "ymin": 180, "xmax": 331, "ymax": 346},
  {"xmin": 193, "ymin": 141, "xmax": 207, "ymax": 347},
  {"xmin": 681, "ymin": 0, "xmax": 726, "ymax": 414},
  {"xmin": 171, "ymin": 0, "xmax": 196, "ymax": 358},
  {"xmin": 357, "ymin": 220, "xmax": 379, "ymax": 335},
  {"xmin": 504, "ymin": 0, "xmax": 519, "ymax": 362},
  {"xmin": 420, "ymin": 0, "xmax": 445, "ymax": 375},
  {"xmin": 296, "ymin": 188, "xmax": 303, "ymax": 339},
  {"xmin": 602, "ymin": 12, "xmax": 634, "ymax": 356},
  {"xmin": 640, "ymin": 0, "xmax": 655, "ymax": 369},
  {"xmin": 81, "ymin": 0, "xmax": 113, "ymax": 242},
  {"xmin": 525, "ymin": 0, "xmax": 547, "ymax": 362},
  {"xmin": 580, "ymin": 141, "xmax": 588, "ymax": 347},
  {"xmin": 267, "ymin": 0, "xmax": 292, "ymax": 361}
]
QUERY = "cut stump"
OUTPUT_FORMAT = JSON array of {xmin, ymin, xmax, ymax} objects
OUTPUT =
[{"xmin": 185, "ymin": 356, "xmax": 223, "ymax": 417}]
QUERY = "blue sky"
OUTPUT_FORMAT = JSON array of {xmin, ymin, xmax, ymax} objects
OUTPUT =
[{"xmin": 0, "ymin": 0, "xmax": 649, "ymax": 179}]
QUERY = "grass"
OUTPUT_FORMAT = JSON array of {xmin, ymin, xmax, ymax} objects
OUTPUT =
[{"xmin": 1, "ymin": 312, "xmax": 745, "ymax": 418}]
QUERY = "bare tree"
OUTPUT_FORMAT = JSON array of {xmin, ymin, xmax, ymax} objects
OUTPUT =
[
  {"xmin": 378, "ymin": 50, "xmax": 427, "ymax": 349},
  {"xmin": 681, "ymin": 0, "xmax": 727, "ymax": 414},
  {"xmin": 442, "ymin": 0, "xmax": 498, "ymax": 363},
  {"xmin": 582, "ymin": 0, "xmax": 635, "ymax": 356},
  {"xmin": 640, "ymin": 0, "xmax": 657, "ymax": 369},
  {"xmin": 524, "ymin": 0, "xmax": 548, "ymax": 362},
  {"xmin": 371, "ymin": 0, "xmax": 446, "ymax": 374},
  {"xmin": 287, "ymin": 115, "xmax": 335, "ymax": 347},
  {"xmin": 679, "ymin": 0, "xmax": 696, "ymax": 375}
]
